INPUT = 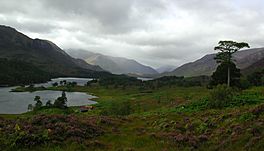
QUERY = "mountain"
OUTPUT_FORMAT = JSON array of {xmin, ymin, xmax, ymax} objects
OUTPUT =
[
  {"xmin": 156, "ymin": 65, "xmax": 176, "ymax": 73},
  {"xmin": 0, "ymin": 25, "xmax": 107, "ymax": 85},
  {"xmin": 0, "ymin": 58, "xmax": 51, "ymax": 86},
  {"xmin": 0, "ymin": 25, "xmax": 104, "ymax": 73},
  {"xmin": 242, "ymin": 57, "xmax": 264, "ymax": 74},
  {"xmin": 66, "ymin": 49, "xmax": 158, "ymax": 75},
  {"xmin": 164, "ymin": 47, "xmax": 264, "ymax": 77}
]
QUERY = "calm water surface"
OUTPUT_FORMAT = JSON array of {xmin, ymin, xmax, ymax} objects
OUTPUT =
[{"xmin": 0, "ymin": 78, "xmax": 97, "ymax": 114}]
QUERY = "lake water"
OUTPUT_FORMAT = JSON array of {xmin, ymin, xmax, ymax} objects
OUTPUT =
[
  {"xmin": 0, "ymin": 78, "xmax": 97, "ymax": 114},
  {"xmin": 137, "ymin": 77, "xmax": 154, "ymax": 81}
]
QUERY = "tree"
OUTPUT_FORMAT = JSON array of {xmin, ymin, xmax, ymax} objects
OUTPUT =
[
  {"xmin": 214, "ymin": 41, "xmax": 250, "ymax": 87},
  {"xmin": 34, "ymin": 96, "xmax": 42, "ymax": 109},
  {"xmin": 247, "ymin": 69, "xmax": 264, "ymax": 86},
  {"xmin": 210, "ymin": 62, "xmax": 241, "ymax": 87},
  {"xmin": 62, "ymin": 91, "xmax": 67, "ymax": 100},
  {"xmin": 54, "ymin": 91, "xmax": 67, "ymax": 108},
  {"xmin": 46, "ymin": 100, "xmax": 53, "ymax": 107},
  {"xmin": 52, "ymin": 82, "xmax": 58, "ymax": 87},
  {"xmin": 28, "ymin": 104, "xmax": 33, "ymax": 111}
]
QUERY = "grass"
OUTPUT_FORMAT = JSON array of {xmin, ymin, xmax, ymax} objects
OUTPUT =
[{"xmin": 1, "ymin": 85, "xmax": 264, "ymax": 150}]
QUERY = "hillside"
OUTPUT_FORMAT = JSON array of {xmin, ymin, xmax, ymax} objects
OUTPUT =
[
  {"xmin": 0, "ymin": 58, "xmax": 51, "ymax": 86},
  {"xmin": 164, "ymin": 47, "xmax": 264, "ymax": 77},
  {"xmin": 156, "ymin": 65, "xmax": 176, "ymax": 73},
  {"xmin": 0, "ymin": 25, "xmax": 107, "ymax": 85},
  {"xmin": 67, "ymin": 49, "xmax": 158, "ymax": 75},
  {"xmin": 2, "ymin": 80, "xmax": 264, "ymax": 150},
  {"xmin": 242, "ymin": 58, "xmax": 264, "ymax": 74}
]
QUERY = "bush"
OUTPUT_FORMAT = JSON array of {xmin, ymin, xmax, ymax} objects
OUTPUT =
[
  {"xmin": 208, "ymin": 84, "xmax": 235, "ymax": 108},
  {"xmin": 53, "ymin": 91, "xmax": 67, "ymax": 109},
  {"xmin": 34, "ymin": 96, "xmax": 43, "ymax": 110},
  {"xmin": 46, "ymin": 100, "xmax": 53, "ymax": 107}
]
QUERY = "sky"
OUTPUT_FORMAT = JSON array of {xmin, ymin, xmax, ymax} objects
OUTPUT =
[{"xmin": 0, "ymin": 0, "xmax": 264, "ymax": 68}]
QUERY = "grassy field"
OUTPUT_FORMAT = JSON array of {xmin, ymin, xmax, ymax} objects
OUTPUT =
[{"xmin": 1, "ymin": 85, "xmax": 264, "ymax": 151}]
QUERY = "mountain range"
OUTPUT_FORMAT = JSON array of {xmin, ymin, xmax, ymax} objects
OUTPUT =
[
  {"xmin": 163, "ymin": 47, "xmax": 264, "ymax": 77},
  {"xmin": 156, "ymin": 65, "xmax": 176, "ymax": 73},
  {"xmin": 1, "ymin": 24, "xmax": 264, "ymax": 85},
  {"xmin": 0, "ymin": 25, "xmax": 109, "ymax": 85},
  {"xmin": 0, "ymin": 25, "xmax": 105, "ymax": 74},
  {"xmin": 66, "ymin": 49, "xmax": 158, "ymax": 75}
]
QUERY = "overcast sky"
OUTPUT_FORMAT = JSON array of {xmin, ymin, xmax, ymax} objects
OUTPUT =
[{"xmin": 0, "ymin": 0, "xmax": 264, "ymax": 68}]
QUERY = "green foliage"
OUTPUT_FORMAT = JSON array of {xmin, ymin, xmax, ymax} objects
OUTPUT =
[
  {"xmin": 2, "ymin": 84, "xmax": 264, "ymax": 150},
  {"xmin": 34, "ymin": 96, "xmax": 43, "ymax": 109},
  {"xmin": 46, "ymin": 100, "xmax": 53, "ymax": 107},
  {"xmin": 238, "ymin": 113, "xmax": 256, "ymax": 122},
  {"xmin": 99, "ymin": 75, "xmax": 141, "ymax": 87},
  {"xmin": 208, "ymin": 84, "xmax": 235, "ymax": 108},
  {"xmin": 97, "ymin": 75, "xmax": 208, "ymax": 90},
  {"xmin": 247, "ymin": 69, "xmax": 264, "ymax": 86},
  {"xmin": 27, "ymin": 104, "xmax": 33, "ymax": 111},
  {"xmin": 231, "ymin": 91, "xmax": 264, "ymax": 106},
  {"xmin": 145, "ymin": 76, "xmax": 206, "ymax": 88},
  {"xmin": 101, "ymin": 101, "xmax": 132, "ymax": 116},
  {"xmin": 52, "ymin": 82, "xmax": 58, "ymax": 87},
  {"xmin": 210, "ymin": 62, "xmax": 241, "ymax": 87},
  {"xmin": 0, "ymin": 58, "xmax": 52, "ymax": 86},
  {"xmin": 54, "ymin": 91, "xmax": 68, "ymax": 109},
  {"xmin": 173, "ymin": 98, "xmax": 209, "ymax": 113},
  {"xmin": 214, "ymin": 41, "xmax": 250, "ymax": 63},
  {"xmin": 213, "ymin": 40, "xmax": 249, "ymax": 87},
  {"xmin": 239, "ymin": 77, "xmax": 251, "ymax": 89}
]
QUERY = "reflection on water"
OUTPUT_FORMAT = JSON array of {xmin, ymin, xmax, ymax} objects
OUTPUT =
[{"xmin": 137, "ymin": 77, "xmax": 154, "ymax": 81}]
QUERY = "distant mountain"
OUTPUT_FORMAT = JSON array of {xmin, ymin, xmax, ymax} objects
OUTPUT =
[
  {"xmin": 67, "ymin": 49, "xmax": 158, "ymax": 75},
  {"xmin": 0, "ymin": 25, "xmax": 107, "ymax": 85},
  {"xmin": 164, "ymin": 47, "xmax": 264, "ymax": 77},
  {"xmin": 156, "ymin": 65, "xmax": 176, "ymax": 73}
]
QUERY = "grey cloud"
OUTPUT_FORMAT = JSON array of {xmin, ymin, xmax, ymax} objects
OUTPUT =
[{"xmin": 0, "ymin": 0, "xmax": 264, "ymax": 68}]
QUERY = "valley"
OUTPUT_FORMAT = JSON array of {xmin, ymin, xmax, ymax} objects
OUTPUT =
[
  {"xmin": 1, "ymin": 79, "xmax": 264, "ymax": 150},
  {"xmin": 1, "ymin": 1, "xmax": 264, "ymax": 150}
]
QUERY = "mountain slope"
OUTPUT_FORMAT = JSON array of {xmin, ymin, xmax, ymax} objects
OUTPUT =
[
  {"xmin": 67, "ymin": 49, "xmax": 158, "ymax": 75},
  {"xmin": 164, "ymin": 47, "xmax": 264, "ymax": 77},
  {"xmin": 242, "ymin": 57, "xmax": 264, "ymax": 74},
  {"xmin": 156, "ymin": 65, "xmax": 176, "ymax": 73},
  {"xmin": 0, "ymin": 25, "xmax": 104, "ymax": 78},
  {"xmin": 0, "ymin": 58, "xmax": 51, "ymax": 86}
]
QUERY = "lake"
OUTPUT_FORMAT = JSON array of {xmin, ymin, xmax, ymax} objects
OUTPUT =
[
  {"xmin": 0, "ymin": 78, "xmax": 97, "ymax": 114},
  {"xmin": 137, "ymin": 77, "xmax": 154, "ymax": 81}
]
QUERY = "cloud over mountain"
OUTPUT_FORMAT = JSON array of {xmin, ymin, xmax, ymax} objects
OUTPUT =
[{"xmin": 1, "ymin": 0, "xmax": 264, "ymax": 68}]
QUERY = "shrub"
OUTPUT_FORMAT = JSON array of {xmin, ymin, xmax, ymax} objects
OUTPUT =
[
  {"xmin": 34, "ymin": 96, "xmax": 43, "ymax": 110},
  {"xmin": 53, "ymin": 91, "xmax": 67, "ymax": 109},
  {"xmin": 208, "ymin": 84, "xmax": 235, "ymax": 108},
  {"xmin": 46, "ymin": 100, "xmax": 53, "ymax": 107}
]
